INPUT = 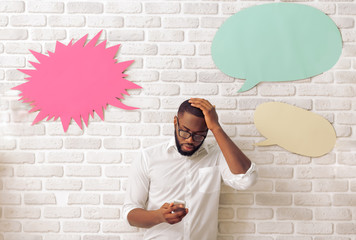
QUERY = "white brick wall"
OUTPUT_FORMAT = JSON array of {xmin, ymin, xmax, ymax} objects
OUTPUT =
[{"xmin": 0, "ymin": 0, "xmax": 355, "ymax": 239}]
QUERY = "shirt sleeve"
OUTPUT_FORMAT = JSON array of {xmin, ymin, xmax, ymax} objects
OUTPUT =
[
  {"xmin": 218, "ymin": 152, "xmax": 258, "ymax": 191},
  {"xmin": 123, "ymin": 152, "xmax": 150, "ymax": 223}
]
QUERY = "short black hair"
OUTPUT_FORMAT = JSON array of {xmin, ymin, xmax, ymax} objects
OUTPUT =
[{"xmin": 177, "ymin": 99, "xmax": 204, "ymax": 118}]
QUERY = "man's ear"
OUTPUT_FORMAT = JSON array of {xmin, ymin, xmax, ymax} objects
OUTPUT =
[{"xmin": 174, "ymin": 116, "xmax": 177, "ymax": 125}]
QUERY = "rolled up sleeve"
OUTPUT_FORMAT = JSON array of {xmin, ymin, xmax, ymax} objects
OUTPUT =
[
  {"xmin": 218, "ymin": 154, "xmax": 258, "ymax": 190},
  {"xmin": 123, "ymin": 154, "xmax": 150, "ymax": 223}
]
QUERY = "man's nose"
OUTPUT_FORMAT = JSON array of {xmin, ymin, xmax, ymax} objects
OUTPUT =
[{"xmin": 186, "ymin": 135, "xmax": 194, "ymax": 143}]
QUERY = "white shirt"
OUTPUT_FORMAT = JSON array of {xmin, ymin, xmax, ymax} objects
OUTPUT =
[{"xmin": 123, "ymin": 138, "xmax": 257, "ymax": 240}]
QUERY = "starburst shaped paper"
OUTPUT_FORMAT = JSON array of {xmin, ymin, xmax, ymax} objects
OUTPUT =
[{"xmin": 13, "ymin": 30, "xmax": 141, "ymax": 132}]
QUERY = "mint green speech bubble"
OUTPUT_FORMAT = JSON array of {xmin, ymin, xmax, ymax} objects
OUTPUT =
[{"xmin": 211, "ymin": 3, "xmax": 342, "ymax": 92}]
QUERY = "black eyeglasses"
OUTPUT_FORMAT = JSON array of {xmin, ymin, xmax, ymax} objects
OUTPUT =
[{"xmin": 176, "ymin": 118, "xmax": 208, "ymax": 142}]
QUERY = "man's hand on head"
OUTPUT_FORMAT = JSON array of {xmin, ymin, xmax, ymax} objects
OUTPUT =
[
  {"xmin": 156, "ymin": 202, "xmax": 189, "ymax": 225},
  {"xmin": 189, "ymin": 98, "xmax": 221, "ymax": 132}
]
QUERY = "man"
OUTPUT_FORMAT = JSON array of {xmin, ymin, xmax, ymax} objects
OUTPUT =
[{"xmin": 123, "ymin": 98, "xmax": 257, "ymax": 240}]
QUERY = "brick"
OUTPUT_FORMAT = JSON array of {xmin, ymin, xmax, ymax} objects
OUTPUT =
[
  {"xmin": 312, "ymin": 153, "xmax": 336, "ymax": 165},
  {"xmin": 64, "ymin": 138, "xmax": 101, "ymax": 149},
  {"xmin": 277, "ymin": 208, "xmax": 313, "ymax": 220},
  {"xmin": 314, "ymin": 180, "xmax": 348, "ymax": 192},
  {"xmin": 315, "ymin": 99, "xmax": 351, "ymax": 110},
  {"xmin": 125, "ymin": 16, "xmax": 160, "ymax": 28},
  {"xmin": 121, "ymin": 43, "xmax": 157, "ymax": 55},
  {"xmin": 5, "ymin": 179, "xmax": 41, "ymax": 191},
  {"xmin": 108, "ymin": 29, "xmax": 145, "ymax": 41},
  {"xmin": 65, "ymin": 165, "xmax": 101, "ymax": 177},
  {"xmin": 333, "ymin": 194, "xmax": 356, "ymax": 206},
  {"xmin": 105, "ymin": 166, "xmax": 130, "ymax": 178},
  {"xmin": 275, "ymin": 153, "xmax": 311, "ymax": 165},
  {"xmin": 24, "ymin": 193, "xmax": 56, "ymax": 205},
  {"xmin": 103, "ymin": 221, "xmax": 138, "ymax": 233},
  {"xmin": 87, "ymin": 16, "xmax": 124, "ymax": 28},
  {"xmin": 258, "ymin": 166, "xmax": 293, "ymax": 179},
  {"xmin": 297, "ymin": 222, "xmax": 333, "ymax": 235},
  {"xmin": 63, "ymin": 221, "xmax": 100, "ymax": 233},
  {"xmin": 256, "ymin": 194, "xmax": 292, "ymax": 206},
  {"xmin": 31, "ymin": 29, "xmax": 66, "ymax": 40},
  {"xmin": 201, "ymin": 17, "xmax": 226, "ymax": 28},
  {"xmin": 68, "ymin": 193, "xmax": 100, "ymax": 205},
  {"xmin": 28, "ymin": 1, "xmax": 64, "ymax": 13},
  {"xmin": 47, "ymin": 152, "xmax": 84, "ymax": 164},
  {"xmin": 105, "ymin": 2, "xmax": 142, "ymax": 13},
  {"xmin": 126, "ymin": 70, "xmax": 159, "ymax": 83},
  {"xmin": 0, "ymin": 152, "xmax": 35, "ymax": 164},
  {"xmin": 336, "ymin": 112, "xmax": 356, "ymax": 125},
  {"xmin": 5, "ymin": 43, "xmax": 42, "ymax": 54},
  {"xmin": 0, "ymin": 193, "xmax": 21, "ymax": 205},
  {"xmin": 163, "ymin": 17, "xmax": 199, "ymax": 28},
  {"xmin": 198, "ymin": 43, "xmax": 214, "ymax": 57},
  {"xmin": 143, "ymin": 111, "xmax": 175, "ymax": 123},
  {"xmin": 146, "ymin": 57, "xmax": 181, "ymax": 69},
  {"xmin": 218, "ymin": 222, "xmax": 255, "ymax": 234},
  {"xmin": 0, "ymin": 139, "xmax": 16, "ymax": 150},
  {"xmin": 86, "ymin": 124, "xmax": 121, "ymax": 136},
  {"xmin": 198, "ymin": 71, "xmax": 234, "ymax": 83},
  {"xmin": 105, "ymin": 111, "xmax": 140, "ymax": 123},
  {"xmin": 296, "ymin": 166, "xmax": 335, "ymax": 179},
  {"xmin": 188, "ymin": 30, "xmax": 216, "ymax": 42},
  {"xmin": 145, "ymin": 2, "xmax": 180, "ymax": 14},
  {"xmin": 238, "ymin": 98, "xmax": 274, "ymax": 110},
  {"xmin": 142, "ymin": 83, "xmax": 179, "ymax": 96},
  {"xmin": 218, "ymin": 207, "xmax": 234, "ymax": 219},
  {"xmin": 294, "ymin": 194, "xmax": 331, "ymax": 206},
  {"xmin": 336, "ymin": 223, "xmax": 356, "ymax": 234},
  {"xmin": 67, "ymin": 2, "xmax": 103, "ymax": 13},
  {"xmin": 86, "ymin": 152, "xmax": 122, "ymax": 164},
  {"xmin": 219, "ymin": 193, "xmax": 254, "ymax": 205},
  {"xmin": 159, "ymin": 44, "xmax": 195, "ymax": 56},
  {"xmin": 0, "ymin": 166, "xmax": 13, "ymax": 177},
  {"xmin": 44, "ymin": 235, "xmax": 80, "ymax": 240},
  {"xmin": 0, "ymin": 1, "xmax": 24, "ymax": 12},
  {"xmin": 315, "ymin": 208, "xmax": 351, "ymax": 220},
  {"xmin": 182, "ymin": 83, "xmax": 218, "ymax": 95},
  {"xmin": 259, "ymin": 85, "xmax": 296, "ymax": 96},
  {"xmin": 237, "ymin": 208, "xmax": 273, "ymax": 220},
  {"xmin": 221, "ymin": 112, "xmax": 254, "ymax": 124},
  {"xmin": 84, "ymin": 179, "xmax": 120, "ymax": 191},
  {"xmin": 103, "ymin": 193, "xmax": 125, "ymax": 205},
  {"xmin": 335, "ymin": 71, "xmax": 356, "ymax": 83},
  {"xmin": 17, "ymin": 165, "xmax": 63, "ymax": 177},
  {"xmin": 161, "ymin": 71, "xmax": 196, "ymax": 82},
  {"xmin": 124, "ymin": 124, "xmax": 160, "ymax": 136},
  {"xmin": 4, "ymin": 207, "xmax": 41, "ymax": 219},
  {"xmin": 10, "ymin": 15, "xmax": 46, "ymax": 27},
  {"xmin": 276, "ymin": 180, "xmax": 312, "ymax": 192},
  {"xmin": 221, "ymin": 83, "xmax": 258, "ymax": 97},
  {"xmin": 258, "ymin": 222, "xmax": 293, "ymax": 234},
  {"xmin": 0, "ymin": 221, "xmax": 21, "ymax": 232},
  {"xmin": 103, "ymin": 138, "xmax": 140, "ymax": 150},
  {"xmin": 19, "ymin": 138, "xmax": 62, "ymax": 150},
  {"xmin": 45, "ymin": 179, "xmax": 82, "ymax": 191},
  {"xmin": 0, "ymin": 16, "xmax": 8, "ymax": 26},
  {"xmin": 83, "ymin": 236, "xmax": 123, "ymax": 240},
  {"xmin": 338, "ymin": 152, "xmax": 356, "ymax": 165},
  {"xmin": 184, "ymin": 3, "xmax": 218, "ymax": 14},
  {"xmin": 49, "ymin": 16, "xmax": 85, "ymax": 27},
  {"xmin": 0, "ymin": 56, "xmax": 25, "ymax": 68},
  {"xmin": 84, "ymin": 207, "xmax": 120, "ymax": 219},
  {"xmin": 338, "ymin": 3, "xmax": 356, "ymax": 14},
  {"xmin": 44, "ymin": 207, "xmax": 81, "ymax": 218}
]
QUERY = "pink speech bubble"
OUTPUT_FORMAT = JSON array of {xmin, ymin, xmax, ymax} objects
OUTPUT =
[{"xmin": 13, "ymin": 30, "xmax": 141, "ymax": 132}]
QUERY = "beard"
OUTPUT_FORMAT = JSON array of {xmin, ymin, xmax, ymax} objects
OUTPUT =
[{"xmin": 174, "ymin": 130, "xmax": 205, "ymax": 157}]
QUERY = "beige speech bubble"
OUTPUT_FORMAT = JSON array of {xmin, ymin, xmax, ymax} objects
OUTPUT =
[{"xmin": 254, "ymin": 102, "xmax": 336, "ymax": 157}]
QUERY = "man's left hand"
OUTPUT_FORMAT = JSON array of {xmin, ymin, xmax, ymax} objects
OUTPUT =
[{"xmin": 189, "ymin": 98, "xmax": 221, "ymax": 132}]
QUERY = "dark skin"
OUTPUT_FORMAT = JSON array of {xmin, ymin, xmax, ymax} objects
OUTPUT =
[{"xmin": 127, "ymin": 98, "xmax": 252, "ymax": 228}]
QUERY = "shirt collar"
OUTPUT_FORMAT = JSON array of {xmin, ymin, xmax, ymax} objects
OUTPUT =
[{"xmin": 166, "ymin": 137, "xmax": 210, "ymax": 156}]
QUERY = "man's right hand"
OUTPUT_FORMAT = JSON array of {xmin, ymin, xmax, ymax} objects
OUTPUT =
[{"xmin": 156, "ymin": 202, "xmax": 189, "ymax": 225}]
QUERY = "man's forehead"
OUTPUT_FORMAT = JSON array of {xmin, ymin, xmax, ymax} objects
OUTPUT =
[{"xmin": 178, "ymin": 112, "xmax": 207, "ymax": 132}]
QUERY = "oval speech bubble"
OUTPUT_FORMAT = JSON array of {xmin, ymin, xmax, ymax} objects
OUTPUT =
[
  {"xmin": 211, "ymin": 3, "xmax": 342, "ymax": 92},
  {"xmin": 254, "ymin": 102, "xmax": 336, "ymax": 157}
]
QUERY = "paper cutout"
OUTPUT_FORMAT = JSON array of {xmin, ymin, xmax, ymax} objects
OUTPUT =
[
  {"xmin": 13, "ymin": 30, "xmax": 141, "ymax": 132},
  {"xmin": 254, "ymin": 102, "xmax": 336, "ymax": 157},
  {"xmin": 211, "ymin": 3, "xmax": 342, "ymax": 92}
]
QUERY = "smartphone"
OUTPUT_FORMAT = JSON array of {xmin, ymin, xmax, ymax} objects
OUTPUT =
[{"xmin": 173, "ymin": 200, "xmax": 186, "ymax": 212}]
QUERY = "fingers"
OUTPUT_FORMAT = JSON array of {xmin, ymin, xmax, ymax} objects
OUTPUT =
[
  {"xmin": 189, "ymin": 98, "xmax": 214, "ymax": 113},
  {"xmin": 165, "ymin": 209, "xmax": 188, "ymax": 224}
]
